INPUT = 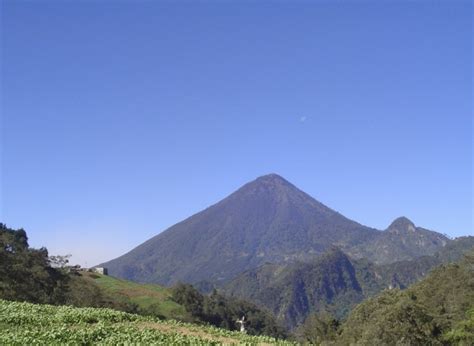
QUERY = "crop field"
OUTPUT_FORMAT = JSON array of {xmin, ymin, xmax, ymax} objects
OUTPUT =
[
  {"xmin": 0, "ymin": 300, "xmax": 294, "ymax": 345},
  {"xmin": 85, "ymin": 272, "xmax": 188, "ymax": 320}
]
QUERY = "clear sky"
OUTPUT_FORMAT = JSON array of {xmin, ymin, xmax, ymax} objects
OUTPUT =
[{"xmin": 1, "ymin": 0, "xmax": 472, "ymax": 266}]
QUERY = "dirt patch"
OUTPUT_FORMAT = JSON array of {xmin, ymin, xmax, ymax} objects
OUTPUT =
[
  {"xmin": 137, "ymin": 321, "xmax": 242, "ymax": 345},
  {"xmin": 118, "ymin": 287, "xmax": 165, "ymax": 299}
]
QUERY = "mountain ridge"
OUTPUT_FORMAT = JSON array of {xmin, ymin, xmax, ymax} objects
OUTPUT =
[
  {"xmin": 102, "ymin": 174, "xmax": 450, "ymax": 286},
  {"xmin": 223, "ymin": 236, "xmax": 474, "ymax": 329}
]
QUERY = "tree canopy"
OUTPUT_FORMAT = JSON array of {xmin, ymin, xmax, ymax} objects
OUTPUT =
[{"xmin": 0, "ymin": 223, "xmax": 68, "ymax": 304}]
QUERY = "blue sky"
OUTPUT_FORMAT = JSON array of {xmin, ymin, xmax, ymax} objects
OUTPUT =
[{"xmin": 1, "ymin": 1, "xmax": 472, "ymax": 266}]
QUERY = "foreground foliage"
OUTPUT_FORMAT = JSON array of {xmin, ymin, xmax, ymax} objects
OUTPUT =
[
  {"xmin": 0, "ymin": 299, "xmax": 293, "ymax": 345},
  {"xmin": 0, "ymin": 224, "xmax": 68, "ymax": 304}
]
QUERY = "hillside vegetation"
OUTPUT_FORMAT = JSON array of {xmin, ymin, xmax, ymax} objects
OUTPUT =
[
  {"xmin": 78, "ymin": 272, "xmax": 188, "ymax": 320},
  {"xmin": 0, "ymin": 224, "xmax": 286, "ymax": 338},
  {"xmin": 0, "ymin": 299, "xmax": 293, "ymax": 345},
  {"xmin": 171, "ymin": 283, "xmax": 287, "ymax": 338},
  {"xmin": 0, "ymin": 224, "xmax": 68, "ymax": 305},
  {"xmin": 298, "ymin": 253, "xmax": 474, "ymax": 345},
  {"xmin": 225, "ymin": 248, "xmax": 366, "ymax": 328},
  {"xmin": 224, "ymin": 238, "xmax": 474, "ymax": 329},
  {"xmin": 0, "ymin": 223, "xmax": 160, "ymax": 315}
]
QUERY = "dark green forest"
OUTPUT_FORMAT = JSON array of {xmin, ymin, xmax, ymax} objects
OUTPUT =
[
  {"xmin": 0, "ymin": 223, "xmax": 68, "ymax": 304},
  {"xmin": 171, "ymin": 283, "xmax": 287, "ymax": 338},
  {"xmin": 298, "ymin": 253, "xmax": 474, "ymax": 345},
  {"xmin": 224, "ymin": 240, "xmax": 474, "ymax": 330}
]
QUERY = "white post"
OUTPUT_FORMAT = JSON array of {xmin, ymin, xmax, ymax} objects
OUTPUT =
[{"xmin": 236, "ymin": 316, "xmax": 246, "ymax": 333}]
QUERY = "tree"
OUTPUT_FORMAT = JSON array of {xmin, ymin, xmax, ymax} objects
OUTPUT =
[
  {"xmin": 171, "ymin": 282, "xmax": 287, "ymax": 338},
  {"xmin": 297, "ymin": 312, "xmax": 340, "ymax": 344},
  {"xmin": 49, "ymin": 254, "xmax": 72, "ymax": 268},
  {"xmin": 171, "ymin": 283, "xmax": 204, "ymax": 319},
  {"xmin": 0, "ymin": 224, "xmax": 69, "ymax": 304},
  {"xmin": 443, "ymin": 309, "xmax": 474, "ymax": 345}
]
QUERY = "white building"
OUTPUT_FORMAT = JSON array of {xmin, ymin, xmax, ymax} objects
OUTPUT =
[{"xmin": 92, "ymin": 267, "xmax": 108, "ymax": 275}]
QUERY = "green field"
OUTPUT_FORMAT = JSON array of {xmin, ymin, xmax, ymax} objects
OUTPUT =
[
  {"xmin": 83, "ymin": 272, "xmax": 188, "ymax": 320},
  {"xmin": 0, "ymin": 299, "xmax": 294, "ymax": 345}
]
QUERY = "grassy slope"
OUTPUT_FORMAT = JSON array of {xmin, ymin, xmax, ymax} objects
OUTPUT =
[
  {"xmin": 80, "ymin": 272, "xmax": 188, "ymax": 320},
  {"xmin": 0, "ymin": 299, "xmax": 293, "ymax": 345}
]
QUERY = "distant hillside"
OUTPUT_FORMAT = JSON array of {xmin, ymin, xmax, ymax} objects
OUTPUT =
[
  {"xmin": 101, "ymin": 174, "xmax": 450, "ymax": 286},
  {"xmin": 224, "ymin": 237, "xmax": 474, "ymax": 329},
  {"xmin": 225, "ymin": 248, "xmax": 367, "ymax": 329},
  {"xmin": 335, "ymin": 252, "xmax": 474, "ymax": 345},
  {"xmin": 378, "ymin": 236, "xmax": 474, "ymax": 289}
]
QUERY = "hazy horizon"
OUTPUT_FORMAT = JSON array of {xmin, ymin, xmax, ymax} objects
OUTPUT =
[{"xmin": 2, "ymin": 1, "xmax": 472, "ymax": 266}]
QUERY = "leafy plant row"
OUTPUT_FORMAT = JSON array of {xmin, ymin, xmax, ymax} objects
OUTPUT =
[{"xmin": 0, "ymin": 299, "xmax": 294, "ymax": 345}]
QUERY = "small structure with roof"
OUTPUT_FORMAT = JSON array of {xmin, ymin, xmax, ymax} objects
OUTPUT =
[{"xmin": 91, "ymin": 267, "xmax": 108, "ymax": 275}]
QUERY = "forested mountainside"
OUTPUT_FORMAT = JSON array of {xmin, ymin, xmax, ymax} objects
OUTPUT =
[
  {"xmin": 332, "ymin": 253, "xmax": 474, "ymax": 345},
  {"xmin": 225, "ymin": 248, "xmax": 367, "ymax": 329},
  {"xmin": 224, "ymin": 237, "xmax": 474, "ymax": 329},
  {"xmin": 102, "ymin": 174, "xmax": 449, "ymax": 285},
  {"xmin": 376, "ymin": 236, "xmax": 474, "ymax": 289}
]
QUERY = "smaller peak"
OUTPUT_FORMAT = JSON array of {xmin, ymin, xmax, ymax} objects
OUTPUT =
[
  {"xmin": 387, "ymin": 216, "xmax": 416, "ymax": 232},
  {"xmin": 391, "ymin": 216, "xmax": 415, "ymax": 226}
]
